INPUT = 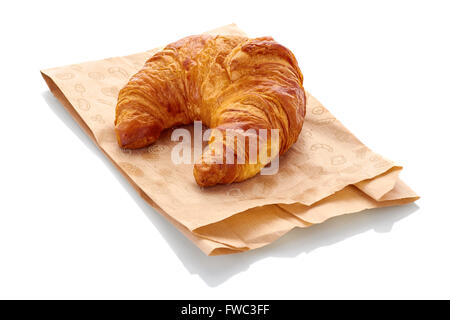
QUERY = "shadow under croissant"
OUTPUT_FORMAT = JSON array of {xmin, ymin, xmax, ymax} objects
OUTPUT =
[{"xmin": 42, "ymin": 90, "xmax": 419, "ymax": 288}]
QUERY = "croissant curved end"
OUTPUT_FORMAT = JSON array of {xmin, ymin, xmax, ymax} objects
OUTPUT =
[{"xmin": 115, "ymin": 118, "xmax": 162, "ymax": 149}]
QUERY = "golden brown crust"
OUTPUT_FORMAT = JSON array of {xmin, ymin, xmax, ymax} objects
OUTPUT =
[{"xmin": 115, "ymin": 34, "xmax": 306, "ymax": 186}]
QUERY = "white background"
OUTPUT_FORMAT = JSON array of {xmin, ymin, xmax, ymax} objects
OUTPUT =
[{"xmin": 1, "ymin": 0, "xmax": 449, "ymax": 299}]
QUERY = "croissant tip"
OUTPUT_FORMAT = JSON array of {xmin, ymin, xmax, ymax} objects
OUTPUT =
[
  {"xmin": 194, "ymin": 163, "xmax": 220, "ymax": 187},
  {"xmin": 193, "ymin": 160, "xmax": 240, "ymax": 187},
  {"xmin": 114, "ymin": 120, "xmax": 162, "ymax": 149}
]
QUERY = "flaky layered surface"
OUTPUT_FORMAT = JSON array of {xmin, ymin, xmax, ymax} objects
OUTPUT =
[{"xmin": 115, "ymin": 34, "xmax": 306, "ymax": 186}]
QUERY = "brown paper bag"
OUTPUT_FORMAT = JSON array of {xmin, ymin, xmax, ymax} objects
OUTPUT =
[{"xmin": 41, "ymin": 24, "xmax": 418, "ymax": 255}]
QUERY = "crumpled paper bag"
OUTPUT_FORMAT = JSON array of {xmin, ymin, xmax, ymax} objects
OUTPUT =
[{"xmin": 41, "ymin": 24, "xmax": 418, "ymax": 255}]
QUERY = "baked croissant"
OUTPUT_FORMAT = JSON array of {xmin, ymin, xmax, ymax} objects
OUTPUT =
[{"xmin": 115, "ymin": 34, "xmax": 306, "ymax": 187}]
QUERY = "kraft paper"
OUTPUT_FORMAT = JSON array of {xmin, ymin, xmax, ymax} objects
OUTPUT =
[{"xmin": 41, "ymin": 24, "xmax": 418, "ymax": 255}]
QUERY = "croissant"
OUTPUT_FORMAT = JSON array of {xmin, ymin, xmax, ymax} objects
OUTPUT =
[{"xmin": 115, "ymin": 34, "xmax": 306, "ymax": 187}]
